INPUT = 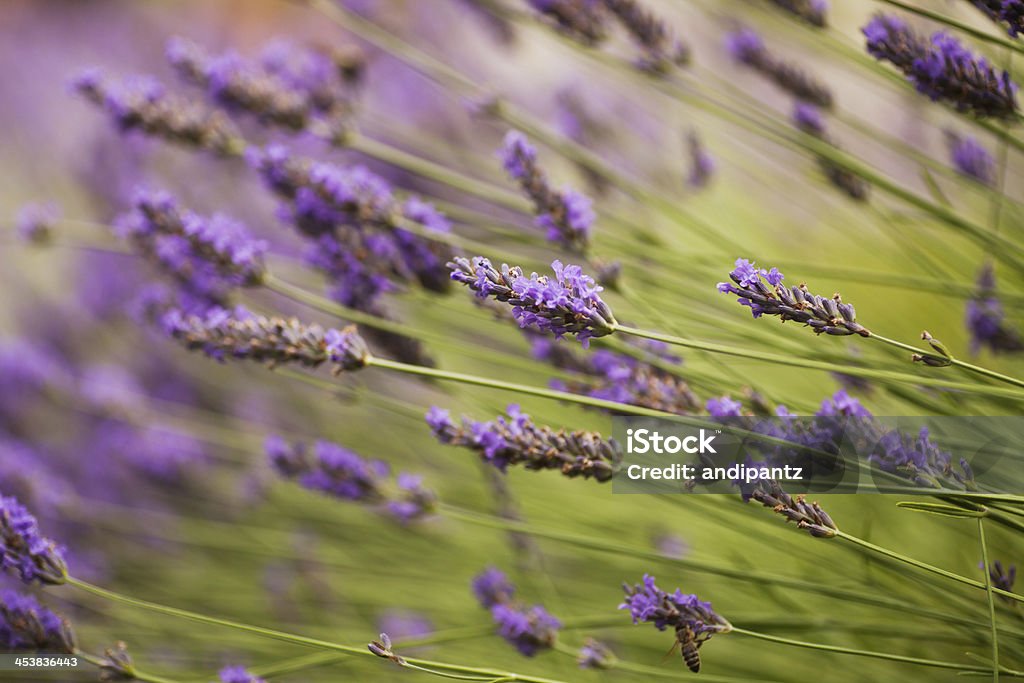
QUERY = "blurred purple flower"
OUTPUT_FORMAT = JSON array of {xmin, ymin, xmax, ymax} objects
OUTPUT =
[
  {"xmin": 0, "ymin": 590, "xmax": 76, "ymax": 653},
  {"xmin": 0, "ymin": 495, "xmax": 67, "ymax": 585}
]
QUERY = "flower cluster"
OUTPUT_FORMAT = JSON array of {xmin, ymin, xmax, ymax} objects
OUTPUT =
[
  {"xmin": 533, "ymin": 339, "xmax": 701, "ymax": 415},
  {"xmin": 98, "ymin": 641, "xmax": 136, "ymax": 681},
  {"xmin": 718, "ymin": 259, "xmax": 869, "ymax": 336},
  {"xmin": 742, "ymin": 478, "xmax": 839, "ymax": 537},
  {"xmin": 471, "ymin": 567, "xmax": 561, "ymax": 656},
  {"xmin": 266, "ymin": 437, "xmax": 436, "ymax": 522},
  {"xmin": 427, "ymin": 404, "xmax": 622, "ymax": 481},
  {"xmin": 114, "ymin": 189, "xmax": 267, "ymax": 306},
  {"xmin": 601, "ymin": 0, "xmax": 690, "ymax": 71},
  {"xmin": 0, "ymin": 495, "xmax": 67, "ymax": 585},
  {"xmin": 527, "ymin": 0, "xmax": 609, "ymax": 45},
  {"xmin": 0, "ymin": 590, "xmax": 76, "ymax": 653},
  {"xmin": 968, "ymin": 1, "xmax": 1024, "ymax": 38},
  {"xmin": 863, "ymin": 14, "xmax": 1018, "ymax": 118},
  {"xmin": 620, "ymin": 574, "xmax": 729, "ymax": 670},
  {"xmin": 947, "ymin": 133, "xmax": 995, "ymax": 185},
  {"xmin": 71, "ymin": 69, "xmax": 242, "ymax": 154},
  {"xmin": 219, "ymin": 666, "xmax": 267, "ymax": 683},
  {"xmin": 450, "ymin": 257, "xmax": 615, "ymax": 345},
  {"xmin": 726, "ymin": 28, "xmax": 833, "ymax": 107},
  {"xmin": 166, "ymin": 37, "xmax": 355, "ymax": 137},
  {"xmin": 966, "ymin": 263, "xmax": 1023, "ymax": 354},
  {"xmin": 792, "ymin": 104, "xmax": 870, "ymax": 200},
  {"xmin": 16, "ymin": 202, "xmax": 60, "ymax": 244},
  {"xmin": 163, "ymin": 307, "xmax": 371, "ymax": 373},
  {"xmin": 768, "ymin": 0, "xmax": 828, "ymax": 27},
  {"xmin": 577, "ymin": 638, "xmax": 616, "ymax": 669},
  {"xmin": 501, "ymin": 131, "xmax": 594, "ymax": 251}
]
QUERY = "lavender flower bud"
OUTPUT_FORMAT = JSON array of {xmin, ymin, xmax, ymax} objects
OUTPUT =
[
  {"xmin": 726, "ymin": 28, "xmax": 832, "ymax": 107},
  {"xmin": 987, "ymin": 560, "xmax": 1017, "ymax": 603},
  {"xmin": 472, "ymin": 567, "xmax": 517, "ymax": 608},
  {"xmin": 268, "ymin": 437, "xmax": 436, "ymax": 521},
  {"xmin": 966, "ymin": 263, "xmax": 1023, "ymax": 354},
  {"xmin": 577, "ymin": 638, "xmax": 616, "ymax": 669},
  {"xmin": 0, "ymin": 495, "xmax": 67, "ymax": 585},
  {"xmin": 685, "ymin": 131, "xmax": 715, "ymax": 189},
  {"xmin": 967, "ymin": 1, "xmax": 1024, "ymax": 38},
  {"xmin": 427, "ymin": 404, "xmax": 622, "ymax": 481},
  {"xmin": 501, "ymin": 131, "xmax": 594, "ymax": 251},
  {"xmin": 450, "ymin": 257, "xmax": 615, "ymax": 346},
  {"xmin": 98, "ymin": 641, "xmax": 135, "ymax": 682},
  {"xmin": 863, "ymin": 14, "xmax": 1018, "ymax": 118},
  {"xmin": 768, "ymin": 0, "xmax": 828, "ymax": 27},
  {"xmin": 164, "ymin": 307, "xmax": 371, "ymax": 373},
  {"xmin": 792, "ymin": 104, "xmax": 870, "ymax": 200},
  {"xmin": 717, "ymin": 259, "xmax": 870, "ymax": 337},
  {"xmin": 947, "ymin": 133, "xmax": 995, "ymax": 185},
  {"xmin": 0, "ymin": 590, "xmax": 76, "ymax": 653},
  {"xmin": 601, "ymin": 0, "xmax": 690, "ymax": 71},
  {"xmin": 492, "ymin": 603, "xmax": 561, "ymax": 656},
  {"xmin": 15, "ymin": 202, "xmax": 60, "ymax": 245},
  {"xmin": 219, "ymin": 665, "xmax": 267, "ymax": 683},
  {"xmin": 743, "ymin": 479, "xmax": 838, "ymax": 537},
  {"xmin": 527, "ymin": 0, "xmax": 609, "ymax": 45},
  {"xmin": 115, "ymin": 189, "xmax": 267, "ymax": 305},
  {"xmin": 71, "ymin": 69, "xmax": 242, "ymax": 154}
]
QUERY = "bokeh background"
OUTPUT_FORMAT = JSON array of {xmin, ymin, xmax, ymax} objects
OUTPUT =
[{"xmin": 2, "ymin": 0, "xmax": 1023, "ymax": 681}]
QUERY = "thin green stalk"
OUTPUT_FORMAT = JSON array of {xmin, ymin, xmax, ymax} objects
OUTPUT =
[
  {"xmin": 729, "ymin": 627, "xmax": 1021, "ymax": 675},
  {"xmin": 610, "ymin": 324, "xmax": 1024, "ymax": 401},
  {"xmin": 834, "ymin": 530, "xmax": 1024, "ymax": 605},
  {"xmin": 979, "ymin": 517, "xmax": 1001, "ymax": 683},
  {"xmin": 64, "ymin": 578, "xmax": 571, "ymax": 683},
  {"xmin": 869, "ymin": 333, "xmax": 1024, "ymax": 390}
]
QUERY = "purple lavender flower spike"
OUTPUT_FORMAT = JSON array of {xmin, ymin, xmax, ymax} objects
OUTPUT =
[
  {"xmin": 792, "ymin": 104, "xmax": 869, "ymax": 200},
  {"xmin": 947, "ymin": 133, "xmax": 995, "ymax": 185},
  {"xmin": 501, "ymin": 131, "xmax": 594, "ymax": 251},
  {"xmin": 620, "ymin": 575, "xmax": 730, "ymax": 671},
  {"xmin": 164, "ymin": 306, "xmax": 371, "ymax": 373},
  {"xmin": 768, "ymin": 0, "xmax": 828, "ymax": 27},
  {"xmin": 15, "ymin": 202, "xmax": 60, "ymax": 245},
  {"xmin": 492, "ymin": 603, "xmax": 561, "ymax": 656},
  {"xmin": 0, "ymin": 495, "xmax": 68, "ymax": 585},
  {"xmin": 472, "ymin": 567, "xmax": 516, "ymax": 608},
  {"xmin": 219, "ymin": 666, "xmax": 266, "ymax": 683},
  {"xmin": 114, "ymin": 189, "xmax": 267, "ymax": 306},
  {"xmin": 726, "ymin": 28, "xmax": 832, "ymax": 107},
  {"xmin": 71, "ymin": 69, "xmax": 242, "ymax": 154},
  {"xmin": 427, "ymin": 404, "xmax": 622, "ymax": 481},
  {"xmin": 449, "ymin": 257, "xmax": 615, "ymax": 345},
  {"xmin": 863, "ymin": 14, "xmax": 1018, "ymax": 118},
  {"xmin": 718, "ymin": 259, "xmax": 869, "ymax": 337},
  {"xmin": 966, "ymin": 263, "xmax": 1023, "ymax": 354},
  {"xmin": 601, "ymin": 0, "xmax": 690, "ymax": 71},
  {"xmin": 0, "ymin": 590, "xmax": 76, "ymax": 653},
  {"xmin": 966, "ymin": 1, "xmax": 1024, "ymax": 38},
  {"xmin": 577, "ymin": 638, "xmax": 616, "ymax": 669},
  {"xmin": 527, "ymin": 0, "xmax": 609, "ymax": 45},
  {"xmin": 385, "ymin": 473, "xmax": 438, "ymax": 523},
  {"xmin": 685, "ymin": 131, "xmax": 715, "ymax": 188},
  {"xmin": 706, "ymin": 396, "xmax": 743, "ymax": 418},
  {"xmin": 743, "ymin": 479, "xmax": 839, "ymax": 537}
]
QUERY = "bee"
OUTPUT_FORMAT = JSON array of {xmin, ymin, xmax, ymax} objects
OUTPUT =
[{"xmin": 664, "ymin": 625, "xmax": 707, "ymax": 673}]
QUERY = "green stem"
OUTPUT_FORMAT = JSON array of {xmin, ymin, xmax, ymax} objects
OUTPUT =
[
  {"xmin": 63, "ymin": 578, "xmax": 570, "ymax": 683},
  {"xmin": 835, "ymin": 530, "xmax": 1024, "ymax": 604},
  {"xmin": 869, "ymin": 333, "xmax": 1024, "ymax": 390},
  {"xmin": 979, "ymin": 518, "xmax": 1001, "ymax": 683},
  {"xmin": 76, "ymin": 651, "xmax": 183, "ymax": 683},
  {"xmin": 610, "ymin": 324, "xmax": 1024, "ymax": 401},
  {"xmin": 729, "ymin": 627, "xmax": 1020, "ymax": 675}
]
